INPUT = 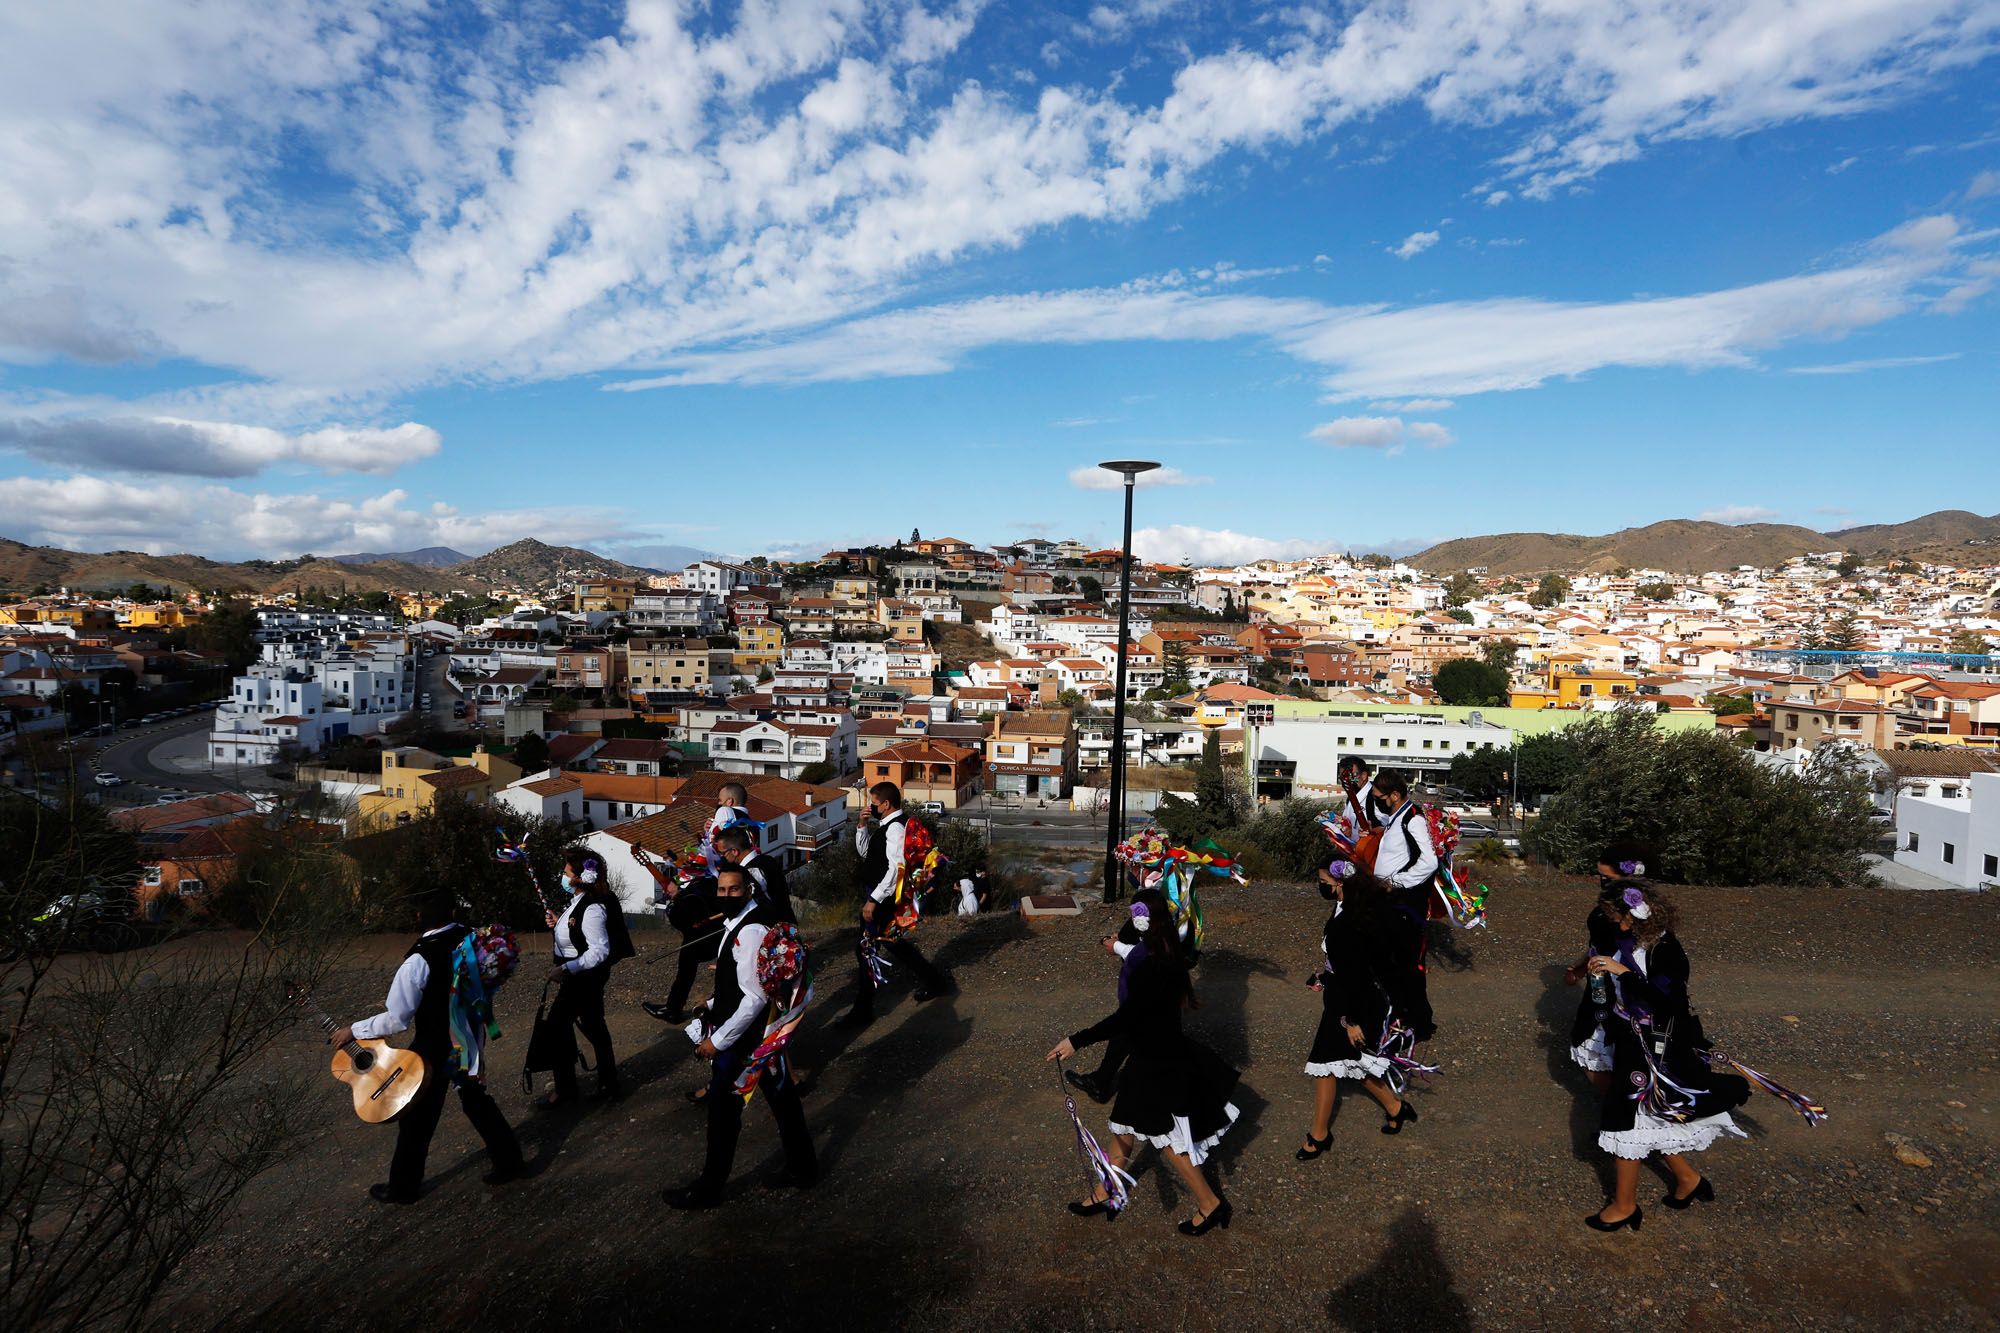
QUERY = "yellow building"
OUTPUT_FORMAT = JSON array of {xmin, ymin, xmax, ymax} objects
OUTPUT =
[
  {"xmin": 0, "ymin": 602, "xmax": 117, "ymax": 632},
  {"xmin": 875, "ymin": 598, "xmax": 925, "ymax": 641},
  {"xmin": 121, "ymin": 603, "xmax": 189, "ymax": 628},
  {"xmin": 353, "ymin": 746, "xmax": 522, "ymax": 831},
  {"xmin": 732, "ymin": 622, "xmax": 783, "ymax": 675},
  {"xmin": 1551, "ymin": 667, "xmax": 1638, "ymax": 707},
  {"xmin": 831, "ymin": 575, "xmax": 875, "ymax": 600},
  {"xmin": 573, "ymin": 579, "xmax": 638, "ymax": 613},
  {"xmin": 629, "ymin": 637, "xmax": 711, "ymax": 694}
]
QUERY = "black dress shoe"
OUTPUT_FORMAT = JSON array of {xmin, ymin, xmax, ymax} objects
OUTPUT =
[
  {"xmin": 1662, "ymin": 1176, "xmax": 1714, "ymax": 1209},
  {"xmin": 482, "ymin": 1161, "xmax": 540, "ymax": 1187},
  {"xmin": 762, "ymin": 1168, "xmax": 818, "ymax": 1191},
  {"xmin": 1584, "ymin": 1207, "xmax": 1642, "ymax": 1232},
  {"xmin": 1064, "ymin": 1069, "xmax": 1111, "ymax": 1105},
  {"xmin": 1067, "ymin": 1198, "xmax": 1118, "ymax": 1221},
  {"xmin": 367, "ymin": 1183, "xmax": 417, "ymax": 1205},
  {"xmin": 1296, "ymin": 1132, "xmax": 1332, "ymax": 1161},
  {"xmin": 1381, "ymin": 1101, "xmax": 1418, "ymax": 1135},
  {"xmin": 663, "ymin": 1183, "xmax": 722, "ymax": 1211},
  {"xmin": 642, "ymin": 1002, "xmax": 685, "ymax": 1023},
  {"xmin": 1177, "ymin": 1196, "xmax": 1231, "ymax": 1236}
]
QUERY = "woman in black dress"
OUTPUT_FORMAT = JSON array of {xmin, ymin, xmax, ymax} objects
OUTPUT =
[
  {"xmin": 1585, "ymin": 882, "xmax": 1749, "ymax": 1232},
  {"xmin": 1566, "ymin": 842, "xmax": 1647, "ymax": 1092},
  {"xmin": 1298, "ymin": 869, "xmax": 1429, "ymax": 1159},
  {"xmin": 1047, "ymin": 897, "xmax": 1239, "ymax": 1236}
]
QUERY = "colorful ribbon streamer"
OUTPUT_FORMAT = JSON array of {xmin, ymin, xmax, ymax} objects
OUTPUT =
[
  {"xmin": 1055, "ymin": 1058, "xmax": 1135, "ymax": 1213},
  {"xmin": 735, "ymin": 973, "xmax": 813, "ymax": 1102},
  {"xmin": 1702, "ymin": 1048, "xmax": 1828, "ymax": 1127},
  {"xmin": 1370, "ymin": 1017, "xmax": 1440, "ymax": 1097}
]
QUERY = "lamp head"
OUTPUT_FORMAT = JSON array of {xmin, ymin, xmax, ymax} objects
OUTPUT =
[{"xmin": 1098, "ymin": 459, "xmax": 1161, "ymax": 484}]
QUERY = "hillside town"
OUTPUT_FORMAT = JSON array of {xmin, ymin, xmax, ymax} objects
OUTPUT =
[{"xmin": 6, "ymin": 532, "xmax": 2000, "ymax": 912}]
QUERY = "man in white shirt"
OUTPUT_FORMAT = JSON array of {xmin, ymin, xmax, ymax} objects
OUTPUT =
[
  {"xmin": 664, "ymin": 864, "xmax": 817, "ymax": 1210},
  {"xmin": 330, "ymin": 889, "xmax": 526, "ymax": 1204},
  {"xmin": 1368, "ymin": 770, "xmax": 1438, "ymax": 922},
  {"xmin": 837, "ymin": 781, "xmax": 951, "ymax": 1028}
]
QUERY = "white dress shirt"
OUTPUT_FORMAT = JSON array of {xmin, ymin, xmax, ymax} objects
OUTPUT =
[
  {"xmin": 856, "ymin": 814, "xmax": 907, "ymax": 903},
  {"xmin": 1373, "ymin": 801, "xmax": 1439, "ymax": 890},
  {"xmin": 553, "ymin": 895, "xmax": 610, "ymax": 973},
  {"xmin": 707, "ymin": 897, "xmax": 771, "ymax": 1049},
  {"xmin": 352, "ymin": 923, "xmax": 458, "ymax": 1040}
]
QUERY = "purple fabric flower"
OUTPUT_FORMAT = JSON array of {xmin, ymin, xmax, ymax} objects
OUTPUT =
[{"xmin": 1618, "ymin": 859, "xmax": 1645, "ymax": 877}]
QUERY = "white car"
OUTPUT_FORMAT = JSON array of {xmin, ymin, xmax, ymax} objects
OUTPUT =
[{"xmin": 93, "ymin": 772, "xmax": 123, "ymax": 787}]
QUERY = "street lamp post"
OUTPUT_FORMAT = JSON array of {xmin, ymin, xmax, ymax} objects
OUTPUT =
[{"xmin": 1098, "ymin": 459, "xmax": 1159, "ymax": 902}]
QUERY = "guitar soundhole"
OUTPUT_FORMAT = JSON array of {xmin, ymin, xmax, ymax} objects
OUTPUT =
[{"xmin": 351, "ymin": 1049, "xmax": 375, "ymax": 1072}]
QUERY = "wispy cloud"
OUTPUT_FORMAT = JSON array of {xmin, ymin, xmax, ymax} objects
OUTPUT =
[
  {"xmin": 1307, "ymin": 415, "xmax": 1454, "ymax": 456},
  {"xmin": 1391, "ymin": 230, "xmax": 1440, "ymax": 260},
  {"xmin": 0, "ymin": 416, "xmax": 439, "ymax": 478},
  {"xmin": 1051, "ymin": 415, "xmax": 1122, "ymax": 428},
  {"xmin": 1786, "ymin": 353, "xmax": 1961, "ymax": 375},
  {"xmin": 1698, "ymin": 505, "xmax": 1781, "ymax": 524}
]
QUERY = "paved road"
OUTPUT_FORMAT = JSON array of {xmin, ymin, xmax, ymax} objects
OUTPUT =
[{"xmin": 92, "ymin": 712, "xmax": 267, "ymax": 798}]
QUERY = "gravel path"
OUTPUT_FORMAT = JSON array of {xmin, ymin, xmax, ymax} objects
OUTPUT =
[{"xmin": 157, "ymin": 870, "xmax": 2000, "ymax": 1331}]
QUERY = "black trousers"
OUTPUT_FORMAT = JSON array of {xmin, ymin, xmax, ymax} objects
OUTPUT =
[
  {"xmin": 663, "ymin": 929, "xmax": 710, "ymax": 1016},
  {"xmin": 389, "ymin": 1066, "xmax": 521, "ymax": 1197},
  {"xmin": 699, "ymin": 1043, "xmax": 816, "ymax": 1192},
  {"xmin": 549, "ymin": 965, "xmax": 617, "ymax": 1095},
  {"xmin": 851, "ymin": 902, "xmax": 945, "ymax": 1010},
  {"xmin": 1087, "ymin": 1031, "xmax": 1132, "ymax": 1085}
]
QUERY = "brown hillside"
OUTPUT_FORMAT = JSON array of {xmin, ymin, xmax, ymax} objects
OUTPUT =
[
  {"xmin": 1830, "ymin": 510, "xmax": 2000, "ymax": 555},
  {"xmin": 1411, "ymin": 519, "xmax": 1830, "ymax": 575},
  {"xmin": 449, "ymin": 538, "xmax": 653, "ymax": 588}
]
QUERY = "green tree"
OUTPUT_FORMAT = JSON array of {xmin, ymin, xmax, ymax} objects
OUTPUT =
[
  {"xmin": 1444, "ymin": 571, "xmax": 1479, "ymax": 606},
  {"xmin": 1432, "ymin": 657, "xmax": 1509, "ymax": 706},
  {"xmin": 1078, "ymin": 575, "xmax": 1105, "ymax": 602},
  {"xmin": 1706, "ymin": 694, "xmax": 1755, "ymax": 716},
  {"xmin": 1823, "ymin": 614, "xmax": 1862, "ymax": 652},
  {"xmin": 1161, "ymin": 640, "xmax": 1192, "ymax": 694},
  {"xmin": 1527, "ymin": 573, "xmax": 1571, "ymax": 608},
  {"xmin": 1154, "ymin": 730, "xmax": 1246, "ymax": 844},
  {"xmin": 1447, "ymin": 745, "xmax": 1511, "ymax": 799},
  {"xmin": 1524, "ymin": 710, "xmax": 1876, "ymax": 886},
  {"xmin": 1948, "ymin": 628, "xmax": 1991, "ymax": 656},
  {"xmin": 1444, "ymin": 607, "xmax": 1474, "ymax": 624},
  {"xmin": 1480, "ymin": 637, "xmax": 1519, "ymax": 674},
  {"xmin": 186, "ymin": 601, "xmax": 261, "ymax": 669},
  {"xmin": 1635, "ymin": 580, "xmax": 1674, "ymax": 600},
  {"xmin": 511, "ymin": 730, "xmax": 550, "ymax": 774},
  {"xmin": 1835, "ymin": 553, "xmax": 1861, "ymax": 577}
]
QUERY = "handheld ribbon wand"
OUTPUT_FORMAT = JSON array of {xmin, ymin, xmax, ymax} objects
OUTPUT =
[{"xmin": 1055, "ymin": 1056, "xmax": 1134, "ymax": 1213}]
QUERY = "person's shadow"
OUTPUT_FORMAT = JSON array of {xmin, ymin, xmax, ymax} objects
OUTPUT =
[
  {"xmin": 1327, "ymin": 1208, "xmax": 1474, "ymax": 1330},
  {"xmin": 1535, "ymin": 962, "xmax": 1618, "ymax": 1196}
]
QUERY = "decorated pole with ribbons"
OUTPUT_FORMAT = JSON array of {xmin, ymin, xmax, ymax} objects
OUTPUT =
[
  {"xmin": 1114, "ymin": 826, "xmax": 1245, "ymax": 954},
  {"xmin": 495, "ymin": 827, "xmax": 554, "ymax": 916},
  {"xmin": 1701, "ymin": 1047, "xmax": 1828, "ymax": 1127},
  {"xmin": 734, "ymin": 924, "xmax": 812, "ymax": 1102}
]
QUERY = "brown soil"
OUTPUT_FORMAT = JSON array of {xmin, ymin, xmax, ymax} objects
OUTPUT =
[{"xmin": 155, "ymin": 870, "xmax": 2000, "ymax": 1331}]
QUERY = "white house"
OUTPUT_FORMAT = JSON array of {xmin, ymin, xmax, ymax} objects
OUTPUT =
[
  {"xmin": 1893, "ymin": 771, "xmax": 2000, "ymax": 889},
  {"xmin": 493, "ymin": 771, "xmax": 584, "ymax": 825}
]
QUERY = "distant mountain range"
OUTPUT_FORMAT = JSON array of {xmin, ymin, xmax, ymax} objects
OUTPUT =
[
  {"xmin": 449, "ymin": 538, "xmax": 656, "ymax": 587},
  {"xmin": 328, "ymin": 546, "xmax": 470, "ymax": 568},
  {"xmin": 600, "ymin": 543, "xmax": 723, "ymax": 572},
  {"xmin": 1409, "ymin": 509, "xmax": 2000, "ymax": 575}
]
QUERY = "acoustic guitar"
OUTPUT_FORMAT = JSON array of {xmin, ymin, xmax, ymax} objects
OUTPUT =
[{"xmin": 294, "ymin": 989, "xmax": 427, "ymax": 1124}]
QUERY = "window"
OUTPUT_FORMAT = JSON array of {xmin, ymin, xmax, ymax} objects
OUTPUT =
[
  {"xmin": 1943, "ymin": 843, "xmax": 1956, "ymax": 865},
  {"xmin": 1907, "ymin": 833, "xmax": 1919, "ymax": 853},
  {"xmin": 142, "ymin": 865, "xmax": 162, "ymax": 887},
  {"xmin": 179, "ymin": 878, "xmax": 205, "ymax": 896},
  {"xmin": 1396, "ymin": 738, "xmax": 1408, "ymax": 749},
  {"xmin": 1985, "ymin": 854, "xmax": 1997, "ymax": 878}
]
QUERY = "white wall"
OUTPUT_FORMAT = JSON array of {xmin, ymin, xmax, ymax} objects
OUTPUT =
[{"xmin": 1892, "ymin": 785, "xmax": 1982, "ymax": 889}]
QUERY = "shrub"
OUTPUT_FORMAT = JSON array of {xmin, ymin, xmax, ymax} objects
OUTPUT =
[
  {"xmin": 1525, "ymin": 710, "xmax": 1877, "ymax": 886},
  {"xmin": 1235, "ymin": 798, "xmax": 1340, "ymax": 881}
]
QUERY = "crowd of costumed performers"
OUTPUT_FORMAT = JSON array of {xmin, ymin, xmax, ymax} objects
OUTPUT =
[{"xmin": 329, "ymin": 765, "xmax": 1827, "ymax": 1234}]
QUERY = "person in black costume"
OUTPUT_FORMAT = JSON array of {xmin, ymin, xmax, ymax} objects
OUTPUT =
[
  {"xmin": 715, "ymin": 824, "xmax": 794, "ymax": 922},
  {"xmin": 663, "ymin": 864, "xmax": 817, "ymax": 1210},
  {"xmin": 838, "ymin": 781, "xmax": 950, "ymax": 1028},
  {"xmin": 638, "ymin": 850, "xmax": 727, "ymax": 1025},
  {"xmin": 1585, "ymin": 881, "xmax": 1749, "ymax": 1233},
  {"xmin": 1565, "ymin": 841, "xmax": 1649, "ymax": 1093},
  {"xmin": 541, "ymin": 847, "xmax": 633, "ymax": 1106},
  {"xmin": 1064, "ymin": 890, "xmax": 1169, "ymax": 1104},
  {"xmin": 332, "ymin": 889, "xmax": 527, "ymax": 1204},
  {"xmin": 1047, "ymin": 897, "xmax": 1239, "ymax": 1236},
  {"xmin": 1297, "ymin": 868, "xmax": 1430, "ymax": 1160}
]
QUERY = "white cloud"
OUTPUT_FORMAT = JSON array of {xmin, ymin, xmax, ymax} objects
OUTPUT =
[
  {"xmin": 1129, "ymin": 523, "xmax": 1325, "ymax": 566},
  {"xmin": 1697, "ymin": 504, "xmax": 1781, "ymax": 524},
  {"xmin": 1966, "ymin": 168, "xmax": 2000, "ymax": 200},
  {"xmin": 1391, "ymin": 230, "xmax": 1440, "ymax": 259},
  {"xmin": 1369, "ymin": 397, "xmax": 1454, "ymax": 411},
  {"xmin": 1067, "ymin": 464, "xmax": 1209, "ymax": 489},
  {"xmin": 1828, "ymin": 155, "xmax": 1859, "ymax": 174},
  {"xmin": 1308, "ymin": 415, "xmax": 1454, "ymax": 455},
  {"xmin": 1051, "ymin": 415, "xmax": 1122, "ymax": 428},
  {"xmin": 0, "ymin": 416, "xmax": 439, "ymax": 477},
  {"xmin": 608, "ymin": 215, "xmax": 1985, "ymax": 400},
  {"xmin": 1309, "ymin": 416, "xmax": 1408, "ymax": 450},
  {"xmin": 1786, "ymin": 353, "xmax": 1961, "ymax": 374},
  {"xmin": 0, "ymin": 0, "xmax": 1989, "ymax": 417},
  {"xmin": 0, "ymin": 473, "xmax": 632, "ymax": 560}
]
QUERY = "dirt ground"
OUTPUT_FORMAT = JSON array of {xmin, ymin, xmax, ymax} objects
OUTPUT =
[{"xmin": 154, "ymin": 870, "xmax": 2000, "ymax": 1332}]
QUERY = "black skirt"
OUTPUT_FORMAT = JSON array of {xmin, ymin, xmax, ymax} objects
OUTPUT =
[
  {"xmin": 1305, "ymin": 985, "xmax": 1387, "ymax": 1078},
  {"xmin": 1106, "ymin": 1035, "xmax": 1240, "ymax": 1163}
]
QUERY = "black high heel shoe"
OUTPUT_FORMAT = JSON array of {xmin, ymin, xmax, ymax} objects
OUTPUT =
[
  {"xmin": 1178, "ymin": 1196, "xmax": 1232, "ymax": 1236},
  {"xmin": 1380, "ymin": 1101, "xmax": 1418, "ymax": 1135},
  {"xmin": 1584, "ymin": 1207, "xmax": 1642, "ymax": 1233},
  {"xmin": 1067, "ymin": 1197, "xmax": 1118, "ymax": 1222},
  {"xmin": 1296, "ymin": 1132, "xmax": 1332, "ymax": 1161},
  {"xmin": 1662, "ymin": 1176, "xmax": 1714, "ymax": 1210}
]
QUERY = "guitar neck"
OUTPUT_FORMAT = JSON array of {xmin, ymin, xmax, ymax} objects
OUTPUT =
[{"xmin": 299, "ymin": 993, "xmax": 365, "ymax": 1058}]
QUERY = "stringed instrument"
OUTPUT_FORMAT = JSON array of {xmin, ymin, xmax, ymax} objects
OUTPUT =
[{"xmin": 294, "ymin": 988, "xmax": 426, "ymax": 1124}]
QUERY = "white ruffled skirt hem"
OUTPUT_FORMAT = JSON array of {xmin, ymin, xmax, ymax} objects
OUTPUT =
[
  {"xmin": 1305, "ymin": 1053, "xmax": 1391, "ymax": 1080},
  {"xmin": 1570, "ymin": 1027, "xmax": 1613, "ymax": 1073},
  {"xmin": 1599, "ymin": 1109, "xmax": 1747, "ymax": 1160},
  {"xmin": 1109, "ymin": 1102, "xmax": 1240, "ymax": 1166}
]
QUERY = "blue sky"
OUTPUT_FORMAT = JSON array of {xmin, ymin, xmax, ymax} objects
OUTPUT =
[{"xmin": 0, "ymin": 1, "xmax": 1996, "ymax": 566}]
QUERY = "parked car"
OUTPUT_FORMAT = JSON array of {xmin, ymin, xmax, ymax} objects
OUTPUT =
[
  {"xmin": 93, "ymin": 772, "xmax": 123, "ymax": 787},
  {"xmin": 920, "ymin": 800, "xmax": 947, "ymax": 816},
  {"xmin": 0, "ymin": 892, "xmax": 135, "ymax": 962}
]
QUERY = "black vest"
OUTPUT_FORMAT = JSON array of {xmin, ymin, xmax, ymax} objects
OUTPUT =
[
  {"xmin": 744, "ymin": 851, "xmax": 794, "ymax": 923},
  {"xmin": 711, "ymin": 900, "xmax": 775, "ymax": 1052},
  {"xmin": 565, "ymin": 889, "xmax": 635, "ymax": 967},
  {"xmin": 407, "ymin": 925, "xmax": 471, "ymax": 1061},
  {"xmin": 857, "ymin": 811, "xmax": 905, "ymax": 896}
]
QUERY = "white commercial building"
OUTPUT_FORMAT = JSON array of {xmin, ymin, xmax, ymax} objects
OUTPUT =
[
  {"xmin": 1244, "ymin": 710, "xmax": 1515, "ymax": 801},
  {"xmin": 1893, "ymin": 771, "xmax": 2000, "ymax": 890}
]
